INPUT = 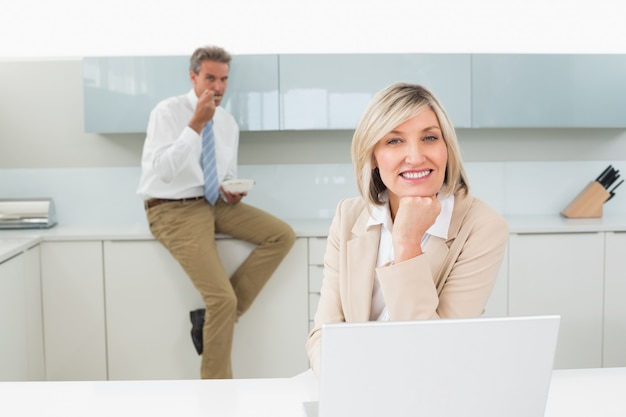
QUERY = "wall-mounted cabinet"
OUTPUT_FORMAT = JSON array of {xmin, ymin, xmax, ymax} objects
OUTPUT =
[
  {"xmin": 221, "ymin": 54, "xmax": 279, "ymax": 131},
  {"xmin": 83, "ymin": 55, "xmax": 279, "ymax": 133},
  {"xmin": 279, "ymin": 54, "xmax": 472, "ymax": 130},
  {"xmin": 84, "ymin": 56, "xmax": 189, "ymax": 133},
  {"xmin": 84, "ymin": 53, "xmax": 626, "ymax": 133},
  {"xmin": 472, "ymin": 54, "xmax": 626, "ymax": 127}
]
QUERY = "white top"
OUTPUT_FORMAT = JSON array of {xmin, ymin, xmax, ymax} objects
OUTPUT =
[
  {"xmin": 367, "ymin": 193, "xmax": 455, "ymax": 321},
  {"xmin": 136, "ymin": 89, "xmax": 239, "ymax": 200},
  {"xmin": 0, "ymin": 368, "xmax": 623, "ymax": 417}
]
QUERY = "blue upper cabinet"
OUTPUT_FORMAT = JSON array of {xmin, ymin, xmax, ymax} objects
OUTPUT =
[
  {"xmin": 221, "ymin": 55, "xmax": 279, "ymax": 131},
  {"xmin": 278, "ymin": 54, "xmax": 472, "ymax": 130},
  {"xmin": 472, "ymin": 54, "xmax": 626, "ymax": 127},
  {"xmin": 83, "ymin": 55, "xmax": 279, "ymax": 133},
  {"xmin": 83, "ymin": 56, "xmax": 190, "ymax": 133}
]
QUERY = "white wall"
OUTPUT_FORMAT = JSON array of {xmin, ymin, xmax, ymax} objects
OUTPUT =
[
  {"xmin": 1, "ymin": 1, "xmax": 626, "ymax": 220},
  {"xmin": 2, "ymin": 0, "xmax": 626, "ymax": 58}
]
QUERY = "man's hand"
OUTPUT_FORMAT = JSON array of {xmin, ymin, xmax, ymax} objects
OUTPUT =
[
  {"xmin": 189, "ymin": 89, "xmax": 217, "ymax": 133},
  {"xmin": 220, "ymin": 186, "xmax": 247, "ymax": 205}
]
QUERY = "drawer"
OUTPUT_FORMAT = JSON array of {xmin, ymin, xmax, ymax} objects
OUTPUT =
[
  {"xmin": 308, "ymin": 265, "xmax": 323, "ymax": 293},
  {"xmin": 308, "ymin": 238, "xmax": 327, "ymax": 265}
]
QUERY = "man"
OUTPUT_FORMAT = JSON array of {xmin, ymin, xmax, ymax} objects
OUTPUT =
[{"xmin": 137, "ymin": 45, "xmax": 296, "ymax": 379}]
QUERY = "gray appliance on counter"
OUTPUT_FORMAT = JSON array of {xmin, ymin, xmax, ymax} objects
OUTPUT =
[{"xmin": 0, "ymin": 198, "xmax": 57, "ymax": 229}]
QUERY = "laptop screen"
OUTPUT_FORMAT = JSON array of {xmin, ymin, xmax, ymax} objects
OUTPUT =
[{"xmin": 313, "ymin": 315, "xmax": 560, "ymax": 417}]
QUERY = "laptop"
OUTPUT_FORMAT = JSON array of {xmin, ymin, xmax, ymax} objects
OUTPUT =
[{"xmin": 304, "ymin": 315, "xmax": 560, "ymax": 417}]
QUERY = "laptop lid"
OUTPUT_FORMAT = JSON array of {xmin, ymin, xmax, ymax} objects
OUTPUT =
[{"xmin": 314, "ymin": 315, "xmax": 560, "ymax": 417}]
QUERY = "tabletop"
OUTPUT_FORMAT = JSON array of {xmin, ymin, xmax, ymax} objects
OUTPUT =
[{"xmin": 0, "ymin": 368, "xmax": 625, "ymax": 417}]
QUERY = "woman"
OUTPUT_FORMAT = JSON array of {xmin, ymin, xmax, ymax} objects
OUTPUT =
[{"xmin": 306, "ymin": 83, "xmax": 508, "ymax": 375}]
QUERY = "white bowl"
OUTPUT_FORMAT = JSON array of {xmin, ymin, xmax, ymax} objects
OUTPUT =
[{"xmin": 221, "ymin": 179, "xmax": 255, "ymax": 193}]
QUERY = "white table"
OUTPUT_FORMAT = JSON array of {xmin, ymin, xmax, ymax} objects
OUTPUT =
[{"xmin": 0, "ymin": 368, "xmax": 624, "ymax": 417}]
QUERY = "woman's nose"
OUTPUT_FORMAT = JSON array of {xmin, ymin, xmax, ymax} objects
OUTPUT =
[{"xmin": 405, "ymin": 141, "xmax": 425, "ymax": 164}]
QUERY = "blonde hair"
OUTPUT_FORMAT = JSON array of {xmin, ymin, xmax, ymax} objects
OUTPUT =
[{"xmin": 351, "ymin": 83, "xmax": 469, "ymax": 206}]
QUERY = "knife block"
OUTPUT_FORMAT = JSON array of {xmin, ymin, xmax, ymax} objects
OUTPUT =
[{"xmin": 560, "ymin": 181, "xmax": 610, "ymax": 218}]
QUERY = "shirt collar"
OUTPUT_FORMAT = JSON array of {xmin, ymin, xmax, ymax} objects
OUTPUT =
[{"xmin": 366, "ymin": 192, "xmax": 455, "ymax": 240}]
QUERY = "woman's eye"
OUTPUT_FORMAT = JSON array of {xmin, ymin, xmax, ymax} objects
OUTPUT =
[
  {"xmin": 386, "ymin": 137, "xmax": 402, "ymax": 145},
  {"xmin": 423, "ymin": 135, "xmax": 438, "ymax": 142}
]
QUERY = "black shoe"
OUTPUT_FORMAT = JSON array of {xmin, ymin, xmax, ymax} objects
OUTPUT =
[{"xmin": 190, "ymin": 308, "xmax": 205, "ymax": 355}]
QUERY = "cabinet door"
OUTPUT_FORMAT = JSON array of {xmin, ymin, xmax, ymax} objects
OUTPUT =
[
  {"xmin": 104, "ymin": 238, "xmax": 308, "ymax": 380},
  {"xmin": 40, "ymin": 241, "xmax": 107, "ymax": 381},
  {"xmin": 103, "ymin": 240, "xmax": 201, "ymax": 380},
  {"xmin": 508, "ymin": 233, "xmax": 604, "ymax": 369},
  {"xmin": 472, "ymin": 54, "xmax": 626, "ymax": 127},
  {"xmin": 221, "ymin": 54, "xmax": 280, "ymax": 131},
  {"xmin": 230, "ymin": 238, "xmax": 309, "ymax": 378},
  {"xmin": 604, "ymin": 232, "xmax": 626, "ymax": 367},
  {"xmin": 83, "ymin": 56, "xmax": 189, "ymax": 133},
  {"xmin": 0, "ymin": 252, "xmax": 29, "ymax": 381},
  {"xmin": 279, "ymin": 54, "xmax": 472, "ymax": 130},
  {"xmin": 84, "ymin": 55, "xmax": 279, "ymax": 133},
  {"xmin": 23, "ymin": 245, "xmax": 45, "ymax": 380},
  {"xmin": 0, "ymin": 246, "xmax": 45, "ymax": 381},
  {"xmin": 307, "ymin": 237, "xmax": 327, "ymax": 330}
]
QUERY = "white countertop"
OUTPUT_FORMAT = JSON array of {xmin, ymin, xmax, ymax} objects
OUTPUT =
[
  {"xmin": 2, "ymin": 214, "xmax": 626, "ymax": 263},
  {"xmin": 506, "ymin": 214, "xmax": 626, "ymax": 234},
  {"xmin": 0, "ymin": 368, "xmax": 624, "ymax": 417},
  {"xmin": 0, "ymin": 219, "xmax": 332, "ymax": 263}
]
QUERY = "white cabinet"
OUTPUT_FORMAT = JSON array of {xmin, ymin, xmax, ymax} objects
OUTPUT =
[
  {"xmin": 22, "ymin": 245, "xmax": 45, "ymax": 380},
  {"xmin": 604, "ymin": 232, "xmax": 626, "ymax": 367},
  {"xmin": 508, "ymin": 233, "xmax": 604, "ymax": 369},
  {"xmin": 103, "ymin": 238, "xmax": 309, "ymax": 380},
  {"xmin": 307, "ymin": 237, "xmax": 326, "ymax": 330},
  {"xmin": 0, "ymin": 252, "xmax": 29, "ymax": 380},
  {"xmin": 40, "ymin": 241, "xmax": 107, "ymax": 381},
  {"xmin": 0, "ymin": 245, "xmax": 45, "ymax": 381}
]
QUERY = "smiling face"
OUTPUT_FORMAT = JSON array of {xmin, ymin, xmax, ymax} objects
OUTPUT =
[
  {"xmin": 190, "ymin": 59, "xmax": 229, "ymax": 106},
  {"xmin": 372, "ymin": 108, "xmax": 448, "ymax": 213}
]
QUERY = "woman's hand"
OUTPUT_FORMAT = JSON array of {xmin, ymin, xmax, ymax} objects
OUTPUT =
[{"xmin": 392, "ymin": 196, "xmax": 441, "ymax": 263}]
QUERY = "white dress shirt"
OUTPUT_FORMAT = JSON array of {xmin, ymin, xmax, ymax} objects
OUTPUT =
[
  {"xmin": 367, "ymin": 192, "xmax": 455, "ymax": 321},
  {"xmin": 137, "ymin": 89, "xmax": 239, "ymax": 200}
]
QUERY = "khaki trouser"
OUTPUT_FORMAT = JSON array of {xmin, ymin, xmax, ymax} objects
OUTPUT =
[{"xmin": 146, "ymin": 198, "xmax": 296, "ymax": 379}]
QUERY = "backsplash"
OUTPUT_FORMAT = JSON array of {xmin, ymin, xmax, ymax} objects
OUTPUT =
[{"xmin": 0, "ymin": 161, "xmax": 624, "ymax": 226}]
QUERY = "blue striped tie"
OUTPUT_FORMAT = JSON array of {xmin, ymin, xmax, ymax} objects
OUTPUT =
[{"xmin": 201, "ymin": 120, "xmax": 220, "ymax": 205}]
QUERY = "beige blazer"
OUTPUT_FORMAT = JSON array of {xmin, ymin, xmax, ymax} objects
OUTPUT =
[{"xmin": 306, "ymin": 191, "xmax": 509, "ymax": 375}]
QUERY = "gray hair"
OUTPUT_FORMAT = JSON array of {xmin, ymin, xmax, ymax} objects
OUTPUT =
[{"xmin": 189, "ymin": 46, "xmax": 232, "ymax": 74}]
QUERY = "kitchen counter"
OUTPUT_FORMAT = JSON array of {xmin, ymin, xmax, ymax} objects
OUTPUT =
[
  {"xmin": 0, "ymin": 368, "xmax": 625, "ymax": 417},
  {"xmin": 0, "ymin": 219, "xmax": 332, "ymax": 263},
  {"xmin": 2, "ymin": 214, "xmax": 626, "ymax": 264},
  {"xmin": 506, "ymin": 214, "xmax": 626, "ymax": 234},
  {"xmin": 0, "ymin": 237, "xmax": 41, "ymax": 263}
]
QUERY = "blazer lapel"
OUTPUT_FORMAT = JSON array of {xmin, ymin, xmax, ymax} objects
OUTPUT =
[{"xmin": 346, "ymin": 210, "xmax": 380, "ymax": 322}]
